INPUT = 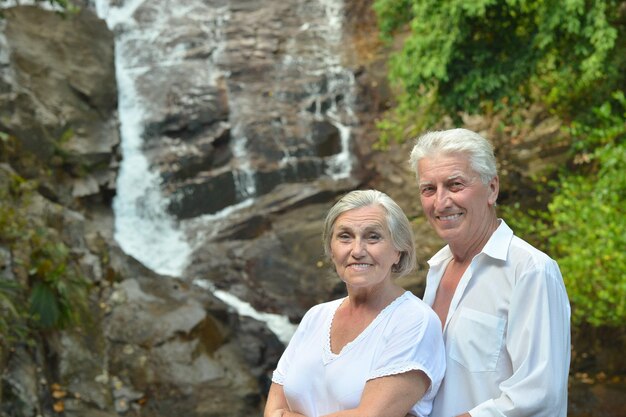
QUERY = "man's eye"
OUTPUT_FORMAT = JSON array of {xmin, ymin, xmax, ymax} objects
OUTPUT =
[
  {"xmin": 368, "ymin": 234, "xmax": 381, "ymax": 241},
  {"xmin": 420, "ymin": 187, "xmax": 435, "ymax": 196},
  {"xmin": 450, "ymin": 182, "xmax": 464, "ymax": 191}
]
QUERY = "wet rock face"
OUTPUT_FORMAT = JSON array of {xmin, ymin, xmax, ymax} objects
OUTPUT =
[
  {"xmin": 100, "ymin": 277, "xmax": 276, "ymax": 417},
  {"xmin": 0, "ymin": 5, "xmax": 119, "ymax": 203},
  {"xmin": 122, "ymin": 0, "xmax": 363, "ymax": 218}
]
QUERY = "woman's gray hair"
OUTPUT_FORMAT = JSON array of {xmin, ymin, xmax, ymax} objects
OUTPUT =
[
  {"xmin": 322, "ymin": 189, "xmax": 416, "ymax": 278},
  {"xmin": 409, "ymin": 128, "xmax": 497, "ymax": 184}
]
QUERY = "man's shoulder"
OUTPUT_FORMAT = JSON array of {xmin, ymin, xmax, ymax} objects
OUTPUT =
[
  {"xmin": 507, "ymin": 234, "xmax": 564, "ymax": 286},
  {"xmin": 500, "ymin": 219, "xmax": 556, "ymax": 265},
  {"xmin": 509, "ymin": 233, "xmax": 554, "ymax": 263}
]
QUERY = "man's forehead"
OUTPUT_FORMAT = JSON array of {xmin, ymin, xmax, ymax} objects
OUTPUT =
[{"xmin": 419, "ymin": 170, "xmax": 472, "ymax": 184}]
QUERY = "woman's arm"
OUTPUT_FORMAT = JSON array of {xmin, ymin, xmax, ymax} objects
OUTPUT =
[
  {"xmin": 264, "ymin": 383, "xmax": 298, "ymax": 417},
  {"xmin": 326, "ymin": 370, "xmax": 429, "ymax": 417},
  {"xmin": 280, "ymin": 370, "xmax": 430, "ymax": 417}
]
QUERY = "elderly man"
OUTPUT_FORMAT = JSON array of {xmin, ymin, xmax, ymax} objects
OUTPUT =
[{"xmin": 409, "ymin": 128, "xmax": 571, "ymax": 417}]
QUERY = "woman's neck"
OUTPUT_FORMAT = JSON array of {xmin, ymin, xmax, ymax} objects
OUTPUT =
[{"xmin": 345, "ymin": 283, "xmax": 405, "ymax": 312}]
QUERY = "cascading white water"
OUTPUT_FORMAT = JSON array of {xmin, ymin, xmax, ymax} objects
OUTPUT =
[
  {"xmin": 230, "ymin": 128, "xmax": 257, "ymax": 200},
  {"xmin": 193, "ymin": 279, "xmax": 295, "ymax": 343},
  {"xmin": 295, "ymin": 0, "xmax": 356, "ymax": 179},
  {"xmin": 94, "ymin": 0, "xmax": 354, "ymax": 344},
  {"xmin": 94, "ymin": 0, "xmax": 192, "ymax": 277}
]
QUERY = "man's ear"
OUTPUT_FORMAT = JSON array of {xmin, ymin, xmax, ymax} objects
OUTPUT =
[{"xmin": 488, "ymin": 175, "xmax": 499, "ymax": 206}]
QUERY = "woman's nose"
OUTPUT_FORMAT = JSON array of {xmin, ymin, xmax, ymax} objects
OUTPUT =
[{"xmin": 350, "ymin": 239, "xmax": 366, "ymax": 257}]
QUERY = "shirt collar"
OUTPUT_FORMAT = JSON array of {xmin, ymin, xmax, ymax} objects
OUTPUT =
[
  {"xmin": 482, "ymin": 219, "xmax": 513, "ymax": 261},
  {"xmin": 427, "ymin": 219, "xmax": 513, "ymax": 266}
]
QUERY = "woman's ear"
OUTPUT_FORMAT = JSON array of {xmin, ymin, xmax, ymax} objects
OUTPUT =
[{"xmin": 392, "ymin": 252, "xmax": 402, "ymax": 272}]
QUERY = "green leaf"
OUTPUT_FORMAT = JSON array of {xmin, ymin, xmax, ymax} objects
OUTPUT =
[{"xmin": 29, "ymin": 282, "xmax": 60, "ymax": 329}]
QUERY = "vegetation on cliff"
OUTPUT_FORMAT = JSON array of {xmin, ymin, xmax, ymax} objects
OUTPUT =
[
  {"xmin": 0, "ymin": 134, "xmax": 90, "ymax": 356},
  {"xmin": 0, "ymin": 0, "xmax": 74, "ymax": 12},
  {"xmin": 373, "ymin": 0, "xmax": 625, "ymax": 328}
]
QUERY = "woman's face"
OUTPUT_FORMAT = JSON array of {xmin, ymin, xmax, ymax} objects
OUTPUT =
[
  {"xmin": 330, "ymin": 205, "xmax": 401, "ymax": 289},
  {"xmin": 417, "ymin": 153, "xmax": 498, "ymax": 249}
]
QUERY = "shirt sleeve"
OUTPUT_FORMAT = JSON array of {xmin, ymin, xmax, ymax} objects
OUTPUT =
[
  {"xmin": 470, "ymin": 260, "xmax": 571, "ymax": 417},
  {"xmin": 368, "ymin": 303, "xmax": 446, "ymax": 398},
  {"xmin": 272, "ymin": 305, "xmax": 316, "ymax": 385}
]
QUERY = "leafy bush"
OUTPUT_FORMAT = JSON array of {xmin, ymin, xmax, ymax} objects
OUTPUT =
[
  {"xmin": 373, "ymin": 0, "xmax": 624, "ymax": 144},
  {"xmin": 502, "ymin": 93, "xmax": 625, "ymax": 326}
]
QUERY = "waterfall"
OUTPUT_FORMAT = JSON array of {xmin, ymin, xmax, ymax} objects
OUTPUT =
[
  {"xmin": 94, "ymin": 0, "xmax": 192, "ymax": 277},
  {"xmin": 295, "ymin": 1, "xmax": 355, "ymax": 181},
  {"xmin": 94, "ymin": 0, "xmax": 354, "ymax": 344},
  {"xmin": 230, "ymin": 127, "xmax": 257, "ymax": 201}
]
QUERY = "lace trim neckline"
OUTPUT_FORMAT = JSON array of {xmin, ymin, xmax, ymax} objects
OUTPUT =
[{"xmin": 323, "ymin": 291, "xmax": 409, "ymax": 363}]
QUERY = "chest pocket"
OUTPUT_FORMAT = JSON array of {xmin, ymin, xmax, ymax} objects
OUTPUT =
[{"xmin": 449, "ymin": 307, "xmax": 506, "ymax": 372}]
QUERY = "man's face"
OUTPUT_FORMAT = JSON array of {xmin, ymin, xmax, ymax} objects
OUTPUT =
[{"xmin": 417, "ymin": 153, "xmax": 498, "ymax": 249}]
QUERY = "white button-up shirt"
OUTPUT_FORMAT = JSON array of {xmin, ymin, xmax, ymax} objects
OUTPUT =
[{"xmin": 423, "ymin": 220, "xmax": 571, "ymax": 417}]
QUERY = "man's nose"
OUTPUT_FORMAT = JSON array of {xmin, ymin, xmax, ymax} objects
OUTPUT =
[{"xmin": 434, "ymin": 188, "xmax": 451, "ymax": 209}]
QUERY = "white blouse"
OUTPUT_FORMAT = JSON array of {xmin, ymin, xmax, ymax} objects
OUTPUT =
[{"xmin": 272, "ymin": 291, "xmax": 446, "ymax": 417}]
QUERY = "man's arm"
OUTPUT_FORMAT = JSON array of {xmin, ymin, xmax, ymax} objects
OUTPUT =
[{"xmin": 470, "ymin": 263, "xmax": 571, "ymax": 416}]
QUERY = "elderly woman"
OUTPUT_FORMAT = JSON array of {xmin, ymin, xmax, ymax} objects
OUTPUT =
[
  {"xmin": 264, "ymin": 189, "xmax": 446, "ymax": 417},
  {"xmin": 409, "ymin": 128, "xmax": 571, "ymax": 417}
]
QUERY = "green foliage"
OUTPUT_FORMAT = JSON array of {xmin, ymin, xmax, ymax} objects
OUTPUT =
[
  {"xmin": 30, "ymin": 282, "xmax": 61, "ymax": 329},
  {"xmin": 27, "ymin": 230, "xmax": 91, "ymax": 330},
  {"xmin": 0, "ymin": 278, "xmax": 29, "ymax": 347},
  {"xmin": 0, "ymin": 159, "xmax": 91, "ymax": 348},
  {"xmin": 0, "ymin": 0, "xmax": 79, "ymax": 18},
  {"xmin": 373, "ymin": 0, "xmax": 414, "ymax": 39},
  {"xmin": 373, "ymin": 0, "xmax": 624, "ymax": 143},
  {"xmin": 551, "ymin": 147, "xmax": 625, "ymax": 327},
  {"xmin": 0, "ymin": 0, "xmax": 72, "ymax": 10},
  {"xmin": 502, "ymin": 94, "xmax": 625, "ymax": 327},
  {"xmin": 569, "ymin": 90, "xmax": 626, "ymax": 152}
]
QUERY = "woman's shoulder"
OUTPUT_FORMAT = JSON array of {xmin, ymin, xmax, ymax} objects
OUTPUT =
[
  {"xmin": 390, "ymin": 292, "xmax": 441, "ymax": 329},
  {"xmin": 300, "ymin": 297, "xmax": 345, "ymax": 322},
  {"xmin": 397, "ymin": 291, "xmax": 435, "ymax": 313}
]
